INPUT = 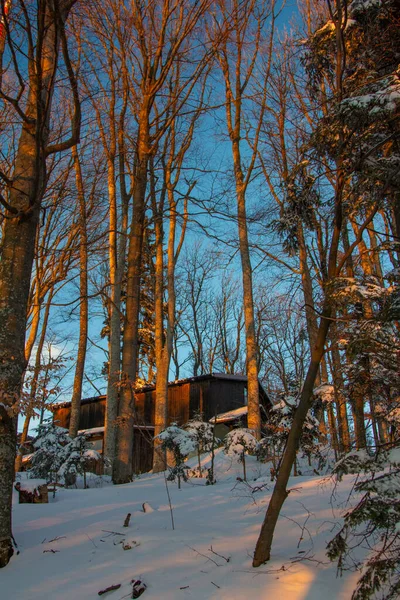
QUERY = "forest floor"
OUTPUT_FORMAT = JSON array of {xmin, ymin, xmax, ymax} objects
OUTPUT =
[{"xmin": 4, "ymin": 450, "xmax": 362, "ymax": 599}]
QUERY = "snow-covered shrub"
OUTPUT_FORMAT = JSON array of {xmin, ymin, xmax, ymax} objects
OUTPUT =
[
  {"xmin": 29, "ymin": 420, "xmax": 101, "ymax": 487},
  {"xmin": 29, "ymin": 420, "xmax": 71, "ymax": 481},
  {"xmin": 58, "ymin": 434, "xmax": 101, "ymax": 487},
  {"xmin": 327, "ymin": 448, "xmax": 400, "ymax": 600},
  {"xmin": 156, "ymin": 424, "xmax": 196, "ymax": 488},
  {"xmin": 224, "ymin": 428, "xmax": 258, "ymax": 481},
  {"xmin": 185, "ymin": 413, "xmax": 215, "ymax": 477}
]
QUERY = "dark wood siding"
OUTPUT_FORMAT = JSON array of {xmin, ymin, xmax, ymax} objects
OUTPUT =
[
  {"xmin": 135, "ymin": 390, "xmax": 154, "ymax": 425},
  {"xmin": 168, "ymin": 382, "xmax": 190, "ymax": 424},
  {"xmin": 132, "ymin": 427, "xmax": 154, "ymax": 474},
  {"xmin": 207, "ymin": 380, "xmax": 246, "ymax": 421},
  {"xmin": 53, "ymin": 399, "xmax": 106, "ymax": 431},
  {"xmin": 50, "ymin": 374, "xmax": 271, "ymax": 476}
]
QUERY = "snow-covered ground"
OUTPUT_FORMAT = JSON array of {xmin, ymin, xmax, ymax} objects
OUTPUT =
[{"xmin": 4, "ymin": 451, "xmax": 361, "ymax": 599}]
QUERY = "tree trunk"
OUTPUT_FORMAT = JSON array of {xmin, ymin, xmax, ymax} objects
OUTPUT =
[
  {"xmin": 0, "ymin": 2, "xmax": 76, "ymax": 566},
  {"xmin": 15, "ymin": 293, "xmax": 52, "ymax": 472},
  {"xmin": 152, "ymin": 194, "xmax": 169, "ymax": 473},
  {"xmin": 113, "ymin": 157, "xmax": 147, "ymax": 484},
  {"xmin": 236, "ymin": 182, "xmax": 261, "ymax": 438},
  {"xmin": 329, "ymin": 321, "xmax": 351, "ymax": 453},
  {"xmin": 104, "ymin": 160, "xmax": 120, "ymax": 464},
  {"xmin": 69, "ymin": 146, "xmax": 88, "ymax": 438},
  {"xmin": 253, "ymin": 307, "xmax": 331, "ymax": 566}
]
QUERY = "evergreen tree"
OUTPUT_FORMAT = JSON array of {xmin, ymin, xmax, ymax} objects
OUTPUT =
[
  {"xmin": 327, "ymin": 447, "xmax": 400, "ymax": 600},
  {"xmin": 156, "ymin": 424, "xmax": 196, "ymax": 488},
  {"xmin": 225, "ymin": 428, "xmax": 258, "ymax": 482},
  {"xmin": 185, "ymin": 413, "xmax": 215, "ymax": 478},
  {"xmin": 29, "ymin": 421, "xmax": 71, "ymax": 482}
]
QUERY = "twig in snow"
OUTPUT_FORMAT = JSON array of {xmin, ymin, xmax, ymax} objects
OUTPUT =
[
  {"xmin": 98, "ymin": 583, "xmax": 121, "ymax": 595},
  {"xmin": 289, "ymin": 551, "xmax": 329, "ymax": 566},
  {"xmin": 163, "ymin": 472, "xmax": 175, "ymax": 531},
  {"xmin": 101, "ymin": 530, "xmax": 125, "ymax": 536},
  {"xmin": 251, "ymin": 482, "xmax": 269, "ymax": 494},
  {"xmin": 234, "ymin": 565, "xmax": 288, "ymax": 576},
  {"xmin": 211, "ymin": 582, "xmax": 220, "ymax": 589},
  {"xmin": 281, "ymin": 512, "xmax": 314, "ymax": 550},
  {"xmin": 11, "ymin": 533, "xmax": 19, "ymax": 555},
  {"xmin": 86, "ymin": 533, "xmax": 98, "ymax": 548},
  {"xmin": 187, "ymin": 545, "xmax": 222, "ymax": 567},
  {"xmin": 47, "ymin": 535, "xmax": 66, "ymax": 543},
  {"xmin": 43, "ymin": 549, "xmax": 60, "ymax": 553},
  {"xmin": 209, "ymin": 546, "xmax": 230, "ymax": 563}
]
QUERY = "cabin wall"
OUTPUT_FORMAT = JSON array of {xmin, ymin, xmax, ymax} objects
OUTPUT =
[
  {"xmin": 53, "ymin": 399, "xmax": 106, "ymax": 431},
  {"xmin": 207, "ymin": 380, "xmax": 246, "ymax": 420},
  {"xmin": 51, "ymin": 376, "xmax": 267, "ymax": 476},
  {"xmin": 132, "ymin": 427, "xmax": 154, "ymax": 474}
]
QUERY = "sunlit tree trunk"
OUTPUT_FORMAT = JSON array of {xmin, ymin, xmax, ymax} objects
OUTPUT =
[
  {"xmin": 113, "ymin": 150, "xmax": 147, "ymax": 484},
  {"xmin": 0, "ymin": 0, "xmax": 79, "ymax": 566},
  {"xmin": 69, "ymin": 146, "xmax": 88, "ymax": 438},
  {"xmin": 215, "ymin": 0, "xmax": 276, "ymax": 438},
  {"xmin": 14, "ymin": 293, "xmax": 53, "ymax": 472},
  {"xmin": 151, "ymin": 120, "xmax": 191, "ymax": 472},
  {"xmin": 113, "ymin": 0, "xmax": 213, "ymax": 482}
]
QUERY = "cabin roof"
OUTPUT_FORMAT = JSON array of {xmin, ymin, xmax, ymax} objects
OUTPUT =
[{"xmin": 50, "ymin": 372, "xmax": 271, "ymax": 410}]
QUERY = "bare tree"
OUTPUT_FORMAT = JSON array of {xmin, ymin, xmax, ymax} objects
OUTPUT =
[
  {"xmin": 0, "ymin": 0, "xmax": 80, "ymax": 566},
  {"xmin": 113, "ymin": 0, "xmax": 213, "ymax": 484},
  {"xmin": 212, "ymin": 0, "xmax": 278, "ymax": 439},
  {"xmin": 151, "ymin": 75, "xmax": 204, "ymax": 471},
  {"xmin": 77, "ymin": 0, "xmax": 133, "ymax": 462},
  {"xmin": 253, "ymin": 0, "xmax": 380, "ymax": 566}
]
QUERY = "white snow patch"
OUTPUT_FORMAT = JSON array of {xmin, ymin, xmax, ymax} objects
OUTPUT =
[
  {"xmin": 209, "ymin": 406, "xmax": 248, "ymax": 423},
  {"xmin": 5, "ymin": 451, "xmax": 368, "ymax": 599}
]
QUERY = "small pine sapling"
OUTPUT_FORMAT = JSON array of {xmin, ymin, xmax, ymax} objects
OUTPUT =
[
  {"xmin": 185, "ymin": 413, "xmax": 214, "ymax": 477},
  {"xmin": 224, "ymin": 428, "xmax": 258, "ymax": 481},
  {"xmin": 58, "ymin": 433, "xmax": 101, "ymax": 488},
  {"xmin": 156, "ymin": 424, "xmax": 196, "ymax": 488},
  {"xmin": 29, "ymin": 420, "xmax": 71, "ymax": 482}
]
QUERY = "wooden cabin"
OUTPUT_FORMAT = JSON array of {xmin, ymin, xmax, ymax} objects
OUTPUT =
[{"xmin": 51, "ymin": 373, "xmax": 272, "ymax": 475}]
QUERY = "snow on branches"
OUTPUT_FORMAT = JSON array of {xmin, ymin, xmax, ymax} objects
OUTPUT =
[
  {"xmin": 29, "ymin": 420, "xmax": 101, "ymax": 487},
  {"xmin": 224, "ymin": 428, "xmax": 258, "ymax": 481},
  {"xmin": 327, "ymin": 447, "xmax": 400, "ymax": 600},
  {"xmin": 156, "ymin": 423, "xmax": 196, "ymax": 488}
]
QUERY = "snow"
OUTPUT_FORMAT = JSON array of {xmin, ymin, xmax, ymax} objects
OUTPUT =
[
  {"xmin": 79, "ymin": 426, "xmax": 105, "ymax": 435},
  {"xmin": 341, "ymin": 76, "xmax": 400, "ymax": 116},
  {"xmin": 157, "ymin": 424, "xmax": 197, "ymax": 456},
  {"xmin": 209, "ymin": 406, "xmax": 248, "ymax": 423},
  {"xmin": 350, "ymin": 0, "xmax": 382, "ymax": 14},
  {"xmin": 314, "ymin": 384, "xmax": 335, "ymax": 404},
  {"xmin": 5, "ymin": 451, "xmax": 366, "ymax": 600},
  {"xmin": 15, "ymin": 478, "xmax": 47, "ymax": 492}
]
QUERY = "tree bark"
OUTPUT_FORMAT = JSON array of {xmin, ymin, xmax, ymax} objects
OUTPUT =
[
  {"xmin": 15, "ymin": 293, "xmax": 52, "ymax": 472},
  {"xmin": 69, "ymin": 146, "xmax": 88, "ymax": 438},
  {"xmin": 253, "ymin": 307, "xmax": 331, "ymax": 566},
  {"xmin": 0, "ymin": 1, "xmax": 78, "ymax": 566},
  {"xmin": 113, "ymin": 155, "xmax": 147, "ymax": 484}
]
